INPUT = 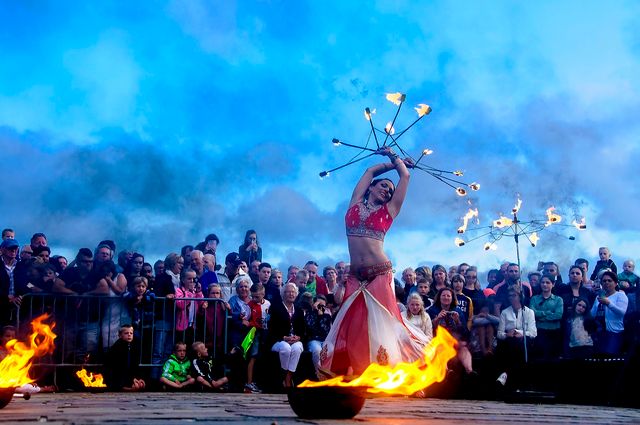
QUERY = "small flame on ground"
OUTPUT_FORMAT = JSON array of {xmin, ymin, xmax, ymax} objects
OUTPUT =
[
  {"xmin": 299, "ymin": 327, "xmax": 457, "ymax": 395},
  {"xmin": 457, "ymin": 208, "xmax": 479, "ymax": 234},
  {"xmin": 415, "ymin": 104, "xmax": 432, "ymax": 117},
  {"xmin": 385, "ymin": 122, "xmax": 395, "ymax": 135},
  {"xmin": 493, "ymin": 216, "xmax": 513, "ymax": 228},
  {"xmin": 572, "ymin": 218, "xmax": 587, "ymax": 230},
  {"xmin": 545, "ymin": 207, "xmax": 562, "ymax": 226},
  {"xmin": 455, "ymin": 237, "xmax": 465, "ymax": 247},
  {"xmin": 530, "ymin": 232, "xmax": 540, "ymax": 247},
  {"xmin": 0, "ymin": 314, "xmax": 56, "ymax": 388},
  {"xmin": 76, "ymin": 369, "xmax": 106, "ymax": 388},
  {"xmin": 512, "ymin": 198, "xmax": 522, "ymax": 214},
  {"xmin": 385, "ymin": 92, "xmax": 406, "ymax": 105}
]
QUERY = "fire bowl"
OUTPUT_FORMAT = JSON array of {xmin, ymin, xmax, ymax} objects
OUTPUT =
[
  {"xmin": 287, "ymin": 386, "xmax": 368, "ymax": 419},
  {"xmin": 0, "ymin": 388, "xmax": 15, "ymax": 409}
]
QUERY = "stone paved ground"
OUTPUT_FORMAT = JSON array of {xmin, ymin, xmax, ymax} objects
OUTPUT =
[{"xmin": 0, "ymin": 393, "xmax": 639, "ymax": 425}]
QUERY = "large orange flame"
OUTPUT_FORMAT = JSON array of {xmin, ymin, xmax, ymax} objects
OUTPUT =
[
  {"xmin": 545, "ymin": 207, "xmax": 562, "ymax": 226},
  {"xmin": 299, "ymin": 327, "xmax": 457, "ymax": 395},
  {"xmin": 76, "ymin": 368, "xmax": 106, "ymax": 388},
  {"xmin": 0, "ymin": 314, "xmax": 56, "ymax": 388},
  {"xmin": 457, "ymin": 208, "xmax": 479, "ymax": 234}
]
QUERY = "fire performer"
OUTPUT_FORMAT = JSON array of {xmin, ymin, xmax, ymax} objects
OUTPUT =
[{"xmin": 320, "ymin": 147, "xmax": 429, "ymax": 376}]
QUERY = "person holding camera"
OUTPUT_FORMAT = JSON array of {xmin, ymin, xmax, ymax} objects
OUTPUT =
[
  {"xmin": 304, "ymin": 294, "xmax": 333, "ymax": 378},
  {"xmin": 239, "ymin": 230, "xmax": 262, "ymax": 266},
  {"xmin": 427, "ymin": 287, "xmax": 474, "ymax": 374}
]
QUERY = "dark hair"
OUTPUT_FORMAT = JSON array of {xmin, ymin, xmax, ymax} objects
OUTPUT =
[
  {"xmin": 243, "ymin": 230, "xmax": 258, "ymax": 248},
  {"xmin": 76, "ymin": 248, "xmax": 93, "ymax": 260},
  {"xmin": 258, "ymin": 262, "xmax": 272, "ymax": 271},
  {"xmin": 1, "ymin": 228, "xmax": 13, "ymax": 237},
  {"xmin": 205, "ymin": 234, "xmax": 220, "ymax": 244},
  {"xmin": 364, "ymin": 178, "xmax": 395, "ymax": 203},
  {"xmin": 33, "ymin": 246, "xmax": 51, "ymax": 256},
  {"xmin": 540, "ymin": 274, "xmax": 555, "ymax": 284},
  {"xmin": 180, "ymin": 245, "xmax": 194, "ymax": 258},
  {"xmin": 434, "ymin": 287, "xmax": 458, "ymax": 310},
  {"xmin": 305, "ymin": 260, "xmax": 319, "ymax": 267},
  {"xmin": 250, "ymin": 283, "xmax": 265, "ymax": 293},
  {"xmin": 574, "ymin": 258, "xmax": 589, "ymax": 267},
  {"xmin": 600, "ymin": 270, "xmax": 618, "ymax": 284},
  {"xmin": 569, "ymin": 265, "xmax": 584, "ymax": 279},
  {"xmin": 96, "ymin": 260, "xmax": 116, "ymax": 279},
  {"xmin": 30, "ymin": 232, "xmax": 47, "ymax": 243}
]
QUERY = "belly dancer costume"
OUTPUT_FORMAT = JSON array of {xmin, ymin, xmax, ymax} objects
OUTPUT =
[{"xmin": 319, "ymin": 202, "xmax": 429, "ymax": 376}]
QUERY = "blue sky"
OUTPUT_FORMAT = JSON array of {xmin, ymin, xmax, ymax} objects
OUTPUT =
[{"xmin": 1, "ymin": 1, "xmax": 639, "ymax": 276}]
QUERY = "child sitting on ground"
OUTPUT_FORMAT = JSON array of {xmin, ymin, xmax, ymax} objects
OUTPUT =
[
  {"xmin": 191, "ymin": 341, "xmax": 228, "ymax": 391},
  {"xmin": 104, "ymin": 324, "xmax": 146, "ymax": 391},
  {"xmin": 244, "ymin": 283, "xmax": 270, "ymax": 393},
  {"xmin": 159, "ymin": 342, "xmax": 196, "ymax": 390}
]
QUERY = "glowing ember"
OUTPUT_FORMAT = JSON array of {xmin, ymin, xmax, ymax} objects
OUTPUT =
[
  {"xmin": 456, "ymin": 187, "xmax": 467, "ymax": 197},
  {"xmin": 530, "ymin": 232, "xmax": 540, "ymax": 247},
  {"xmin": 545, "ymin": 206, "xmax": 562, "ymax": 226},
  {"xmin": 453, "ymin": 170, "xmax": 463, "ymax": 177},
  {"xmin": 422, "ymin": 148, "xmax": 433, "ymax": 156},
  {"xmin": 299, "ymin": 327, "xmax": 457, "ymax": 395},
  {"xmin": 385, "ymin": 92, "xmax": 406, "ymax": 105},
  {"xmin": 76, "ymin": 369, "xmax": 106, "ymax": 388},
  {"xmin": 493, "ymin": 216, "xmax": 513, "ymax": 228},
  {"xmin": 414, "ymin": 104, "xmax": 432, "ymax": 117},
  {"xmin": 483, "ymin": 242, "xmax": 497, "ymax": 251},
  {"xmin": 469, "ymin": 182, "xmax": 480, "ymax": 191},
  {"xmin": 364, "ymin": 108, "xmax": 376, "ymax": 121},
  {"xmin": 384, "ymin": 122, "xmax": 395, "ymax": 135},
  {"xmin": 455, "ymin": 237, "xmax": 465, "ymax": 247},
  {"xmin": 572, "ymin": 218, "xmax": 587, "ymax": 230},
  {"xmin": 457, "ymin": 208, "xmax": 479, "ymax": 234},
  {"xmin": 0, "ymin": 314, "xmax": 56, "ymax": 389},
  {"xmin": 512, "ymin": 198, "xmax": 522, "ymax": 214}
]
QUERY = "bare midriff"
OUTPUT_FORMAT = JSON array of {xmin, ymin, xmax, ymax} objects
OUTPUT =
[{"xmin": 347, "ymin": 236, "xmax": 389, "ymax": 272}]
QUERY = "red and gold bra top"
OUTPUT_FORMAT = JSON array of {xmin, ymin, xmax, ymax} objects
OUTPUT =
[{"xmin": 345, "ymin": 202, "xmax": 393, "ymax": 241}]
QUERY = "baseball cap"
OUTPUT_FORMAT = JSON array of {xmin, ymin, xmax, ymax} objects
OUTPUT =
[
  {"xmin": 225, "ymin": 252, "xmax": 242, "ymax": 266},
  {"xmin": 1, "ymin": 239, "xmax": 19, "ymax": 249}
]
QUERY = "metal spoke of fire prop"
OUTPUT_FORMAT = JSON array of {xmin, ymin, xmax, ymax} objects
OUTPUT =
[
  {"xmin": 454, "ymin": 198, "xmax": 587, "ymax": 266},
  {"xmin": 319, "ymin": 93, "xmax": 480, "ymax": 197}
]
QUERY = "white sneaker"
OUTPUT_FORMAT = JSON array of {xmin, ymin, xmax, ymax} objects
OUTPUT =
[{"xmin": 496, "ymin": 372, "xmax": 508, "ymax": 386}]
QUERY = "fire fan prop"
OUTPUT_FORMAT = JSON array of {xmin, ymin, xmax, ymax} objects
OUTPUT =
[
  {"xmin": 320, "ymin": 93, "xmax": 480, "ymax": 197},
  {"xmin": 455, "ymin": 197, "xmax": 587, "ymax": 265},
  {"xmin": 0, "ymin": 314, "xmax": 56, "ymax": 408}
]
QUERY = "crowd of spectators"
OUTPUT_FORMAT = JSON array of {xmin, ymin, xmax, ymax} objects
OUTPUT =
[{"xmin": 1, "ymin": 227, "xmax": 638, "ymax": 393}]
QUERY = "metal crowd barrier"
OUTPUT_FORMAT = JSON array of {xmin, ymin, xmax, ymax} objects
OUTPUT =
[{"xmin": 16, "ymin": 293, "xmax": 229, "ymax": 379}]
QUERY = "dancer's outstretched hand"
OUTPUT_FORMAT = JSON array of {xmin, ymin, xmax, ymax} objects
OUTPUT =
[{"xmin": 402, "ymin": 157, "xmax": 415, "ymax": 168}]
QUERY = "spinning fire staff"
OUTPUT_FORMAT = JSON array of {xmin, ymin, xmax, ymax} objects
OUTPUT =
[
  {"xmin": 455, "ymin": 198, "xmax": 588, "ymax": 267},
  {"xmin": 320, "ymin": 93, "xmax": 480, "ymax": 197}
]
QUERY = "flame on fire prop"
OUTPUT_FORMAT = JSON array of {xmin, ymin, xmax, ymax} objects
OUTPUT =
[
  {"xmin": 455, "ymin": 197, "xmax": 587, "ymax": 265},
  {"xmin": 75, "ymin": 369, "xmax": 106, "ymax": 388},
  {"xmin": 0, "ymin": 314, "xmax": 56, "ymax": 389},
  {"xmin": 299, "ymin": 327, "xmax": 457, "ymax": 395},
  {"xmin": 319, "ymin": 93, "xmax": 480, "ymax": 197},
  {"xmin": 457, "ymin": 208, "xmax": 479, "ymax": 234}
]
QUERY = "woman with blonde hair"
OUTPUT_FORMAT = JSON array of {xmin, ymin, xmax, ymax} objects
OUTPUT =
[{"xmin": 402, "ymin": 293, "xmax": 433, "ymax": 341}]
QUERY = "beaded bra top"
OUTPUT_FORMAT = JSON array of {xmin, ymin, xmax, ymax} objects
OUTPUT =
[{"xmin": 345, "ymin": 202, "xmax": 393, "ymax": 241}]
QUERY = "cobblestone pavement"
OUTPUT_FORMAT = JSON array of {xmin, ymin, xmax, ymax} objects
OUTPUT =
[{"xmin": 0, "ymin": 392, "xmax": 638, "ymax": 424}]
